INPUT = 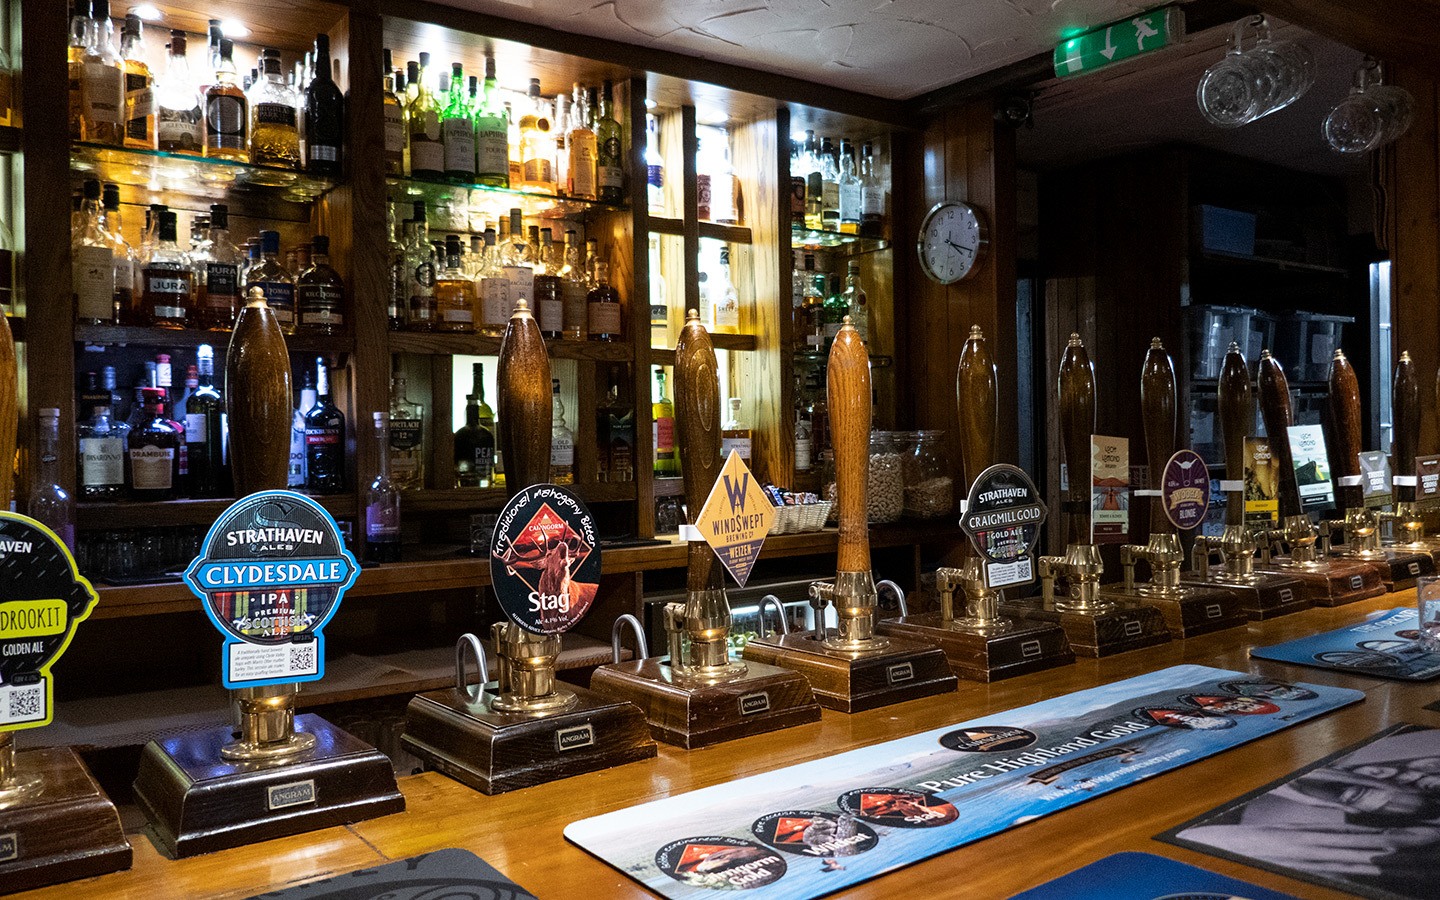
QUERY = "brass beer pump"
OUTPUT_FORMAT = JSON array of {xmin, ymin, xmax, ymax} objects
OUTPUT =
[
  {"xmin": 743, "ymin": 318, "xmax": 956, "ymax": 711},
  {"xmin": 1319, "ymin": 349, "xmax": 1433, "ymax": 589},
  {"xmin": 878, "ymin": 326, "xmax": 1073, "ymax": 680},
  {"xmin": 590, "ymin": 311, "xmax": 820, "ymax": 747},
  {"xmin": 1185, "ymin": 342, "xmax": 1311, "ymax": 618},
  {"xmin": 1000, "ymin": 334, "xmax": 1170, "ymax": 656},
  {"xmin": 1104, "ymin": 338, "xmax": 1248, "ymax": 637},
  {"xmin": 402, "ymin": 300, "xmax": 655, "ymax": 792},
  {"xmin": 1249, "ymin": 349, "xmax": 1385, "ymax": 604},
  {"xmin": 1380, "ymin": 352, "xmax": 1440, "ymax": 560}
]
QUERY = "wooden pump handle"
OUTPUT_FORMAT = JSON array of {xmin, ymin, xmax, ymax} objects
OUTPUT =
[
  {"xmin": 956, "ymin": 325, "xmax": 997, "ymax": 490},
  {"xmin": 1257, "ymin": 350, "xmax": 1302, "ymax": 519},
  {"xmin": 227, "ymin": 286, "xmax": 294, "ymax": 494},
  {"xmin": 1217, "ymin": 342, "xmax": 1252, "ymax": 527},
  {"xmin": 828, "ymin": 318, "xmax": 872, "ymax": 573},
  {"xmin": 497, "ymin": 300, "xmax": 553, "ymax": 498},
  {"xmin": 1325, "ymin": 349, "xmax": 1363, "ymax": 511},
  {"xmin": 1393, "ymin": 351, "xmax": 1418, "ymax": 503},
  {"xmin": 1140, "ymin": 337, "xmax": 1177, "ymax": 533},
  {"xmin": 1057, "ymin": 333, "xmax": 1096, "ymax": 546},
  {"xmin": 674, "ymin": 310, "xmax": 722, "ymax": 591}
]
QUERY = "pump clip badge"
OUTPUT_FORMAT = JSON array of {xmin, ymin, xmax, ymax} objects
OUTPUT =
[
  {"xmin": 961, "ymin": 464, "xmax": 1047, "ymax": 589},
  {"xmin": 184, "ymin": 491, "xmax": 358, "ymax": 689},
  {"xmin": 1162, "ymin": 449, "xmax": 1210, "ymax": 531},
  {"xmin": 0, "ymin": 513, "xmax": 98, "ymax": 731},
  {"xmin": 490, "ymin": 484, "xmax": 602, "ymax": 635}
]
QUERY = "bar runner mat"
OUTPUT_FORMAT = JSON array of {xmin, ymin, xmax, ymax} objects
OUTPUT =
[
  {"xmin": 244, "ymin": 848, "xmax": 538, "ymax": 899},
  {"xmin": 1161, "ymin": 723, "xmax": 1440, "ymax": 900},
  {"xmin": 1251, "ymin": 608, "xmax": 1440, "ymax": 680},
  {"xmin": 1008, "ymin": 851, "xmax": 1301, "ymax": 899},
  {"xmin": 565, "ymin": 664, "xmax": 1360, "ymax": 899}
]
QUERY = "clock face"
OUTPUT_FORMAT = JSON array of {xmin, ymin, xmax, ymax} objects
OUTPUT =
[{"xmin": 918, "ymin": 202, "xmax": 986, "ymax": 284}]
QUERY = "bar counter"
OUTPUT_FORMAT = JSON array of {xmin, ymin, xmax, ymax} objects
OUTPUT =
[{"xmin": 20, "ymin": 589, "xmax": 1435, "ymax": 899}]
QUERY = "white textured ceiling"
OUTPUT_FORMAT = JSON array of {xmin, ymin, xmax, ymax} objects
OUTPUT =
[{"xmin": 434, "ymin": 0, "xmax": 1166, "ymax": 99}]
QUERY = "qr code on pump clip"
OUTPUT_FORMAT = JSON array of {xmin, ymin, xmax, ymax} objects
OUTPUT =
[
  {"xmin": 7, "ymin": 686, "xmax": 42, "ymax": 721},
  {"xmin": 289, "ymin": 644, "xmax": 318, "ymax": 675}
]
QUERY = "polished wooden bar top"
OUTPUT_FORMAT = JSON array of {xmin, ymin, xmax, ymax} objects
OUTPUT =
[{"xmin": 22, "ymin": 591, "xmax": 1437, "ymax": 899}]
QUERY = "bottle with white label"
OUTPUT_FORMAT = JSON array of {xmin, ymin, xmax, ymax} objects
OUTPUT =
[
  {"xmin": 142, "ymin": 210, "xmax": 191, "ymax": 328},
  {"xmin": 441, "ymin": 62, "xmax": 476, "ymax": 180},
  {"xmin": 76, "ymin": 0, "xmax": 124, "ymax": 146},
  {"xmin": 73, "ymin": 179, "xmax": 115, "ymax": 324},
  {"xmin": 130, "ymin": 387, "xmax": 182, "ymax": 500},
  {"xmin": 501, "ymin": 208, "xmax": 534, "ymax": 308},
  {"xmin": 474, "ymin": 54, "xmax": 509, "ymax": 187},
  {"xmin": 550, "ymin": 378, "xmax": 575, "ymax": 485},
  {"xmin": 77, "ymin": 402, "xmax": 129, "ymax": 501},
  {"xmin": 721, "ymin": 397, "xmax": 752, "ymax": 464},
  {"xmin": 156, "ymin": 30, "xmax": 201, "ymax": 155},
  {"xmin": 288, "ymin": 371, "xmax": 317, "ymax": 487},
  {"xmin": 478, "ymin": 227, "xmax": 510, "ymax": 337},
  {"xmin": 186, "ymin": 344, "xmax": 227, "ymax": 498}
]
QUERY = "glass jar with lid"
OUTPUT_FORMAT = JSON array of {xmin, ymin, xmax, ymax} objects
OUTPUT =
[
  {"xmin": 867, "ymin": 430, "xmax": 904, "ymax": 524},
  {"xmin": 903, "ymin": 430, "xmax": 953, "ymax": 519}
]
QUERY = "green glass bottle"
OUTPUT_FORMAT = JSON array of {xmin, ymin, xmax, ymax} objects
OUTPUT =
[{"xmin": 441, "ymin": 61, "xmax": 475, "ymax": 180}]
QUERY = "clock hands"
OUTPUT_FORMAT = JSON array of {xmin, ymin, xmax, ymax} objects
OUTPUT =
[{"xmin": 944, "ymin": 235, "xmax": 974, "ymax": 257}]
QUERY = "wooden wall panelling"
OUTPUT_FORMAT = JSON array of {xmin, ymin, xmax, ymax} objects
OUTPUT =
[
  {"xmin": 428, "ymin": 355, "xmax": 454, "ymax": 493},
  {"xmin": 1255, "ymin": 0, "xmax": 1440, "ymax": 76},
  {"xmin": 624, "ymin": 75, "xmax": 655, "ymax": 538},
  {"xmin": 729, "ymin": 112, "xmax": 783, "ymax": 487},
  {"xmin": 1386, "ymin": 67, "xmax": 1440, "ymax": 455}
]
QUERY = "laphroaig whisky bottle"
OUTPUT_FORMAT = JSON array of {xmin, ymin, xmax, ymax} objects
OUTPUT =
[
  {"xmin": 388, "ymin": 373, "xmax": 424, "ymax": 491},
  {"xmin": 156, "ymin": 30, "xmax": 200, "ymax": 155},
  {"xmin": 550, "ymin": 378, "xmax": 575, "ymax": 485},
  {"xmin": 142, "ymin": 210, "xmax": 191, "ymax": 328},
  {"xmin": 298, "ymin": 234, "xmax": 345, "ymax": 334},
  {"xmin": 204, "ymin": 38, "xmax": 247, "ymax": 161},
  {"xmin": 652, "ymin": 367, "xmax": 677, "ymax": 476},
  {"xmin": 194, "ymin": 203, "xmax": 240, "ymax": 329},
  {"xmin": 130, "ymin": 387, "xmax": 182, "ymax": 500},
  {"xmin": 185, "ymin": 344, "xmax": 228, "ymax": 498},
  {"xmin": 441, "ymin": 62, "xmax": 476, "ymax": 181},
  {"xmin": 304, "ymin": 358, "xmax": 346, "ymax": 494},
  {"xmin": 120, "ymin": 12, "xmax": 154, "ymax": 149},
  {"xmin": 474, "ymin": 54, "xmax": 509, "ymax": 187},
  {"xmin": 434, "ymin": 234, "xmax": 476, "ymax": 333},
  {"xmin": 366, "ymin": 412, "xmax": 402, "ymax": 563},
  {"xmin": 249, "ymin": 48, "xmax": 300, "ymax": 168},
  {"xmin": 407, "ymin": 52, "xmax": 444, "ymax": 178}
]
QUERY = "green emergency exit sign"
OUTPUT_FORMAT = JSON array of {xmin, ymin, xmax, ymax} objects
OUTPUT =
[{"xmin": 1053, "ymin": 7, "xmax": 1185, "ymax": 77}]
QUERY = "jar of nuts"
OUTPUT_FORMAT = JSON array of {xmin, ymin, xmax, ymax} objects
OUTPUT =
[
  {"xmin": 903, "ymin": 430, "xmax": 954, "ymax": 519},
  {"xmin": 868, "ymin": 431, "xmax": 904, "ymax": 524}
]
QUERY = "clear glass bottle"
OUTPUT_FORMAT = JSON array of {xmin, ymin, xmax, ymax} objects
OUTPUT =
[
  {"xmin": 406, "ymin": 200, "xmax": 437, "ymax": 330},
  {"xmin": 799, "ymin": 254, "xmax": 824, "ymax": 354},
  {"xmin": 860, "ymin": 142, "xmax": 885, "ymax": 238},
  {"xmin": 721, "ymin": 397, "xmax": 751, "ymax": 464},
  {"xmin": 387, "ymin": 211, "xmax": 409, "ymax": 330},
  {"xmin": 30, "ymin": 409, "xmax": 75, "ymax": 549},
  {"xmin": 441, "ymin": 62, "xmax": 476, "ymax": 180},
  {"xmin": 77, "ymin": 401, "xmax": 128, "ymax": 501},
  {"xmin": 843, "ymin": 263, "xmax": 869, "ymax": 344},
  {"xmin": 186, "ymin": 344, "xmax": 228, "ymax": 498},
  {"xmin": 73, "ymin": 179, "xmax": 115, "ymax": 325},
  {"xmin": 550, "ymin": 378, "xmax": 575, "ymax": 485},
  {"xmin": 587, "ymin": 260, "xmax": 622, "ymax": 341},
  {"xmin": 142, "ymin": 210, "xmax": 191, "ymax": 328},
  {"xmin": 474, "ymin": 54, "xmax": 509, "ymax": 187},
  {"xmin": 67, "ymin": 0, "xmax": 91, "ymax": 142},
  {"xmin": 803, "ymin": 131, "xmax": 824, "ymax": 231},
  {"xmin": 501, "ymin": 208, "xmax": 534, "ymax": 307},
  {"xmin": 288, "ymin": 371, "xmax": 317, "ymax": 487},
  {"xmin": 478, "ymin": 227, "xmax": 510, "ymax": 336},
  {"xmin": 561, "ymin": 229, "xmax": 589, "ymax": 340},
  {"xmin": 366, "ymin": 412, "xmax": 402, "ymax": 563},
  {"xmin": 712, "ymin": 246, "xmax": 740, "ymax": 334},
  {"xmin": 520, "ymin": 79, "xmax": 555, "ymax": 193},
  {"xmin": 101, "ymin": 183, "xmax": 134, "ymax": 322},
  {"xmin": 156, "ymin": 30, "xmax": 201, "ymax": 155},
  {"xmin": 567, "ymin": 83, "xmax": 598, "ymax": 200},
  {"xmin": 648, "ymin": 233, "xmax": 668, "ymax": 347},
  {"xmin": 129, "ymin": 387, "xmax": 182, "ymax": 501},
  {"xmin": 193, "ymin": 203, "xmax": 241, "ymax": 329},
  {"xmin": 381, "ymin": 49, "xmax": 404, "ymax": 175},
  {"xmin": 304, "ymin": 33, "xmax": 344, "ymax": 175},
  {"xmin": 298, "ymin": 235, "xmax": 345, "ymax": 333},
  {"xmin": 76, "ymin": 0, "xmax": 124, "ymax": 146},
  {"xmin": 249, "ymin": 48, "xmax": 300, "ymax": 168},
  {"xmin": 434, "ymin": 234, "xmax": 476, "ymax": 332},
  {"xmin": 820, "ymin": 137, "xmax": 840, "ymax": 230},
  {"xmin": 204, "ymin": 38, "xmax": 247, "ymax": 161},
  {"xmin": 553, "ymin": 92, "xmax": 570, "ymax": 196},
  {"xmin": 388, "ymin": 373, "xmax": 424, "ymax": 491},
  {"xmin": 304, "ymin": 358, "xmax": 346, "ymax": 494},
  {"xmin": 120, "ymin": 12, "xmax": 154, "ymax": 149},
  {"xmin": 534, "ymin": 232, "xmax": 564, "ymax": 339},
  {"xmin": 652, "ymin": 367, "xmax": 677, "ymax": 476},
  {"xmin": 244, "ymin": 230, "xmax": 295, "ymax": 333},
  {"xmin": 645, "ymin": 113, "xmax": 664, "ymax": 215},
  {"xmin": 837, "ymin": 138, "xmax": 861, "ymax": 234},
  {"xmin": 794, "ymin": 403, "xmax": 813, "ymax": 473},
  {"xmin": 596, "ymin": 80, "xmax": 624, "ymax": 204}
]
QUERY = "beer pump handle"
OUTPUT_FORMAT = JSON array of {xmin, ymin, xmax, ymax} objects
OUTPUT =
[
  {"xmin": 1393, "ymin": 351, "xmax": 1419, "ymax": 503},
  {"xmin": 1217, "ymin": 343, "xmax": 1252, "ymax": 528},
  {"xmin": 1325, "ymin": 349, "xmax": 1364, "ymax": 512},
  {"xmin": 227, "ymin": 286, "xmax": 294, "ymax": 494},
  {"xmin": 1257, "ymin": 351, "xmax": 1303, "ymax": 520},
  {"xmin": 829, "ymin": 318, "xmax": 872, "ymax": 573},
  {"xmin": 956, "ymin": 325, "xmax": 997, "ymax": 502},
  {"xmin": 674, "ymin": 310, "xmax": 723, "ymax": 592},
  {"xmin": 1057, "ymin": 334, "xmax": 1096, "ymax": 546},
  {"xmin": 497, "ymin": 300, "xmax": 553, "ymax": 498},
  {"xmin": 1140, "ymin": 338, "xmax": 1177, "ymax": 533}
]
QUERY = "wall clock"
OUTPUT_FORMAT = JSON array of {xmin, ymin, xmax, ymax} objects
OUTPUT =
[{"xmin": 917, "ymin": 200, "xmax": 988, "ymax": 284}]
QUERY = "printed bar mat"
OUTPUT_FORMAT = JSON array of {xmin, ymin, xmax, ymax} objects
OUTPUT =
[
  {"xmin": 1009, "ymin": 851, "xmax": 1301, "ymax": 899},
  {"xmin": 565, "ymin": 664, "xmax": 1361, "ymax": 899},
  {"xmin": 245, "ymin": 848, "xmax": 537, "ymax": 899},
  {"xmin": 1162, "ymin": 723, "xmax": 1440, "ymax": 900},
  {"xmin": 1251, "ymin": 608, "xmax": 1440, "ymax": 680}
]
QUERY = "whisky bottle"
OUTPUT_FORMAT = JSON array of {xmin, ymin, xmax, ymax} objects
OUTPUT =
[
  {"xmin": 501, "ymin": 208, "xmax": 534, "ymax": 306},
  {"xmin": 387, "ymin": 207, "xmax": 407, "ymax": 330},
  {"xmin": 186, "ymin": 344, "xmax": 228, "ymax": 498},
  {"xmin": 407, "ymin": 52, "xmax": 444, "ymax": 178},
  {"xmin": 67, "ymin": 0, "xmax": 89, "ymax": 142},
  {"xmin": 130, "ymin": 387, "xmax": 182, "ymax": 500},
  {"xmin": 304, "ymin": 33, "xmax": 344, "ymax": 175},
  {"xmin": 721, "ymin": 397, "xmax": 752, "ymax": 463},
  {"xmin": 101, "ymin": 183, "xmax": 135, "ymax": 320},
  {"xmin": 550, "ymin": 378, "xmax": 575, "ymax": 485},
  {"xmin": 120, "ymin": 12, "xmax": 154, "ymax": 149},
  {"xmin": 596, "ymin": 80, "xmax": 624, "ymax": 204},
  {"xmin": 76, "ymin": 0, "xmax": 124, "ymax": 146},
  {"xmin": 297, "ymin": 234, "xmax": 345, "ymax": 333},
  {"xmin": 837, "ymin": 139, "xmax": 861, "ymax": 234},
  {"xmin": 304, "ymin": 358, "xmax": 346, "ymax": 494},
  {"xmin": 652, "ymin": 367, "xmax": 677, "ymax": 476},
  {"xmin": 520, "ymin": 79, "xmax": 555, "ymax": 193},
  {"xmin": 475, "ymin": 54, "xmax": 509, "ymax": 187},
  {"xmin": 803, "ymin": 131, "xmax": 824, "ymax": 231},
  {"xmin": 244, "ymin": 230, "xmax": 296, "ymax": 333},
  {"xmin": 366, "ymin": 412, "xmax": 402, "ymax": 563},
  {"xmin": 29, "ymin": 410, "xmax": 75, "ymax": 550},
  {"xmin": 249, "ymin": 48, "xmax": 300, "ymax": 168},
  {"xmin": 77, "ymin": 400, "xmax": 128, "ymax": 501},
  {"xmin": 382, "ymin": 49, "xmax": 405, "ymax": 175},
  {"xmin": 645, "ymin": 113, "xmax": 664, "ymax": 214},
  {"xmin": 860, "ymin": 143, "xmax": 885, "ymax": 238},
  {"xmin": 820, "ymin": 137, "xmax": 840, "ymax": 230},
  {"xmin": 204, "ymin": 38, "xmax": 247, "ymax": 161},
  {"xmin": 194, "ymin": 203, "xmax": 240, "ymax": 329},
  {"xmin": 288, "ymin": 371, "xmax": 316, "ymax": 487},
  {"xmin": 441, "ymin": 62, "xmax": 476, "ymax": 180},
  {"xmin": 478, "ymin": 227, "xmax": 510, "ymax": 336},
  {"xmin": 567, "ymin": 83, "xmax": 598, "ymax": 200},
  {"xmin": 453, "ymin": 362, "xmax": 495, "ymax": 488},
  {"xmin": 712, "ymin": 246, "xmax": 740, "ymax": 334},
  {"xmin": 142, "ymin": 210, "xmax": 191, "ymax": 328},
  {"xmin": 434, "ymin": 234, "xmax": 476, "ymax": 332},
  {"xmin": 156, "ymin": 30, "xmax": 201, "ymax": 155},
  {"xmin": 388, "ymin": 373, "xmax": 424, "ymax": 491},
  {"xmin": 535, "ymin": 230, "xmax": 564, "ymax": 339},
  {"xmin": 587, "ymin": 260, "xmax": 622, "ymax": 342},
  {"xmin": 561, "ymin": 229, "xmax": 589, "ymax": 340},
  {"xmin": 73, "ymin": 179, "xmax": 115, "ymax": 325},
  {"xmin": 843, "ymin": 263, "xmax": 869, "ymax": 344},
  {"xmin": 406, "ymin": 201, "xmax": 438, "ymax": 330}
]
